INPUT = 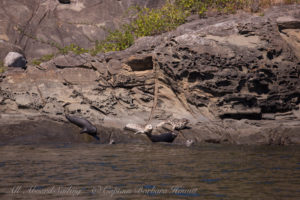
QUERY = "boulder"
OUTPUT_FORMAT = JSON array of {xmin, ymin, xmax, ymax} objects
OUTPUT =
[{"xmin": 4, "ymin": 52, "xmax": 27, "ymax": 69}]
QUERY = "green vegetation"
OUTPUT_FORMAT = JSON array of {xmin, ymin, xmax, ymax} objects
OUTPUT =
[
  {"xmin": 32, "ymin": 54, "xmax": 55, "ymax": 66},
  {"xmin": 89, "ymin": 0, "xmax": 248, "ymax": 55},
  {"xmin": 90, "ymin": 0, "xmax": 299, "ymax": 55},
  {"xmin": 176, "ymin": 0, "xmax": 250, "ymax": 15},
  {"xmin": 31, "ymin": 0, "xmax": 300, "ymax": 64},
  {"xmin": 130, "ymin": 2, "xmax": 186, "ymax": 37},
  {"xmin": 0, "ymin": 61, "xmax": 5, "ymax": 73},
  {"xmin": 176, "ymin": 0, "xmax": 300, "ymax": 15},
  {"xmin": 58, "ymin": 43, "xmax": 89, "ymax": 55},
  {"xmin": 31, "ymin": 44, "xmax": 88, "ymax": 65},
  {"xmin": 90, "ymin": 1, "xmax": 187, "ymax": 55},
  {"xmin": 90, "ymin": 26, "xmax": 134, "ymax": 55}
]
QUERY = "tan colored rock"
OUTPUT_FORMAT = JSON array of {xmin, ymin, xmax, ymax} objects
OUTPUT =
[{"xmin": 1, "ymin": 5, "xmax": 300, "ymax": 145}]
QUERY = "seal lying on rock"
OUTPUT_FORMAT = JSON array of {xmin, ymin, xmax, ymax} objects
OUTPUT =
[
  {"xmin": 124, "ymin": 123, "xmax": 179, "ymax": 143},
  {"xmin": 156, "ymin": 118, "xmax": 190, "ymax": 131},
  {"xmin": 167, "ymin": 118, "xmax": 190, "ymax": 130},
  {"xmin": 145, "ymin": 132, "xmax": 178, "ymax": 143},
  {"xmin": 124, "ymin": 123, "xmax": 177, "ymax": 143},
  {"xmin": 124, "ymin": 123, "xmax": 153, "ymax": 135},
  {"xmin": 65, "ymin": 115, "xmax": 99, "ymax": 140}
]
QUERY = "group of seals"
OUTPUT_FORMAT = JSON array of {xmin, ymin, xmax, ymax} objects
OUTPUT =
[
  {"xmin": 124, "ymin": 118, "xmax": 191, "ymax": 144},
  {"xmin": 66, "ymin": 114, "xmax": 193, "ymax": 145}
]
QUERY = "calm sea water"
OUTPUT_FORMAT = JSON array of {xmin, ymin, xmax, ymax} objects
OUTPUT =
[{"xmin": 0, "ymin": 143, "xmax": 299, "ymax": 199}]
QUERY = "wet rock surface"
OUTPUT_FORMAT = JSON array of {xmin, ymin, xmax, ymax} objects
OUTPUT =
[{"xmin": 1, "ymin": 5, "xmax": 300, "ymax": 145}]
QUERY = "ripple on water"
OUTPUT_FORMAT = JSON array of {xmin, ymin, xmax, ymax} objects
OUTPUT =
[
  {"xmin": 201, "ymin": 178, "xmax": 222, "ymax": 183},
  {"xmin": 0, "ymin": 144, "xmax": 299, "ymax": 199}
]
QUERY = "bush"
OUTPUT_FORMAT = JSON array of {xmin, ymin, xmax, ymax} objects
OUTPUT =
[
  {"xmin": 176, "ymin": 0, "xmax": 300, "ymax": 15},
  {"xmin": 90, "ymin": 0, "xmax": 257, "ymax": 56},
  {"xmin": 175, "ymin": 0, "xmax": 250, "ymax": 15},
  {"xmin": 90, "ymin": 26, "xmax": 134, "ymax": 55},
  {"xmin": 131, "ymin": 2, "xmax": 186, "ymax": 37},
  {"xmin": 59, "ymin": 44, "xmax": 88, "ymax": 55},
  {"xmin": 90, "ymin": 1, "xmax": 187, "ymax": 55}
]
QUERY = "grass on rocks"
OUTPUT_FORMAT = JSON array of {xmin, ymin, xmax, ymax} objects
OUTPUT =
[
  {"xmin": 0, "ymin": 61, "xmax": 5, "ymax": 73},
  {"xmin": 32, "ymin": 0, "xmax": 300, "ymax": 64},
  {"xmin": 32, "ymin": 54, "xmax": 55, "ymax": 66}
]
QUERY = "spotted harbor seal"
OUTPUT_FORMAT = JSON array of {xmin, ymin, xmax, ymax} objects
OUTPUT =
[
  {"xmin": 65, "ymin": 115, "xmax": 99, "ymax": 140},
  {"xmin": 156, "ymin": 118, "xmax": 190, "ymax": 131},
  {"xmin": 124, "ymin": 124, "xmax": 153, "ymax": 135},
  {"xmin": 124, "ymin": 123, "xmax": 181, "ymax": 143},
  {"xmin": 168, "ymin": 118, "xmax": 190, "ymax": 130}
]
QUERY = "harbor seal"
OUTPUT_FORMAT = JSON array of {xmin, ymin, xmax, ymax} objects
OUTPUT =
[
  {"xmin": 156, "ymin": 118, "xmax": 190, "ymax": 131},
  {"xmin": 124, "ymin": 123, "xmax": 153, "ymax": 135},
  {"xmin": 65, "ymin": 115, "xmax": 99, "ymax": 140},
  {"xmin": 167, "ymin": 118, "xmax": 190, "ymax": 130},
  {"xmin": 145, "ymin": 131, "xmax": 178, "ymax": 143}
]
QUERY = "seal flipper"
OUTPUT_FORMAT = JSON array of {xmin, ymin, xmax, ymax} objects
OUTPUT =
[
  {"xmin": 80, "ymin": 127, "xmax": 88, "ymax": 134},
  {"xmin": 93, "ymin": 135, "xmax": 100, "ymax": 141}
]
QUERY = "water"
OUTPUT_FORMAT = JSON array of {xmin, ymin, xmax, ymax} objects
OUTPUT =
[{"xmin": 0, "ymin": 143, "xmax": 300, "ymax": 199}]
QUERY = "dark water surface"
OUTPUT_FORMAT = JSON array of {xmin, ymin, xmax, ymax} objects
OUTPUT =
[{"xmin": 0, "ymin": 143, "xmax": 300, "ymax": 199}]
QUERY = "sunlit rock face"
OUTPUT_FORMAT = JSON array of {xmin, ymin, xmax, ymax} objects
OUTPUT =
[
  {"xmin": 0, "ymin": 0, "xmax": 166, "ymax": 61},
  {"xmin": 1, "ymin": 4, "xmax": 300, "ymax": 145}
]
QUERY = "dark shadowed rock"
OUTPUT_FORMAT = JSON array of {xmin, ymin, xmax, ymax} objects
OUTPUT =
[
  {"xmin": 58, "ymin": 0, "xmax": 71, "ymax": 4},
  {"xmin": 277, "ymin": 16, "xmax": 300, "ymax": 30}
]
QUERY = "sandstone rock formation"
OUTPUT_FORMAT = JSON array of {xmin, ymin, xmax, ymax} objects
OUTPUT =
[{"xmin": 1, "ymin": 4, "xmax": 300, "ymax": 145}]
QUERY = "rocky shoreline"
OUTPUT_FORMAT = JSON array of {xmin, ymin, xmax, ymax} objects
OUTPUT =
[{"xmin": 1, "ymin": 4, "xmax": 300, "ymax": 145}]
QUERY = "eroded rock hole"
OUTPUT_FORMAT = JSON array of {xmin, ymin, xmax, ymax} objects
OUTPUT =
[
  {"xmin": 126, "ymin": 56, "xmax": 153, "ymax": 71},
  {"xmin": 188, "ymin": 72, "xmax": 200, "ymax": 82},
  {"xmin": 220, "ymin": 113, "xmax": 262, "ymax": 120},
  {"xmin": 216, "ymin": 80, "xmax": 231, "ymax": 87},
  {"xmin": 188, "ymin": 71, "xmax": 214, "ymax": 82}
]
